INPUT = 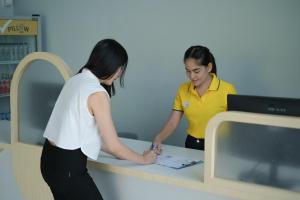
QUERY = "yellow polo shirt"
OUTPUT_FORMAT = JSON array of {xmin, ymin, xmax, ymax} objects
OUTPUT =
[{"xmin": 173, "ymin": 73, "xmax": 236, "ymax": 139}]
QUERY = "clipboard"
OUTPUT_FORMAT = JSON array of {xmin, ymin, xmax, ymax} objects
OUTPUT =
[{"xmin": 155, "ymin": 154, "xmax": 203, "ymax": 169}]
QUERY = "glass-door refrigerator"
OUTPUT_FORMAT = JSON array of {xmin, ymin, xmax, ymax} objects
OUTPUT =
[{"xmin": 0, "ymin": 15, "xmax": 41, "ymax": 146}]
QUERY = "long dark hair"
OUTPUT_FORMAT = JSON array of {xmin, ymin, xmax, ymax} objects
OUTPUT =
[
  {"xmin": 78, "ymin": 39, "xmax": 128, "ymax": 96},
  {"xmin": 183, "ymin": 45, "xmax": 217, "ymax": 75}
]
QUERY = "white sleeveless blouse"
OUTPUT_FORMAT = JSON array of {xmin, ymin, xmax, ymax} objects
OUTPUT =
[{"xmin": 43, "ymin": 69, "xmax": 108, "ymax": 160}]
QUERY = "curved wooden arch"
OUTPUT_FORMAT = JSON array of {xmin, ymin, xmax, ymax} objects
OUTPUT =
[
  {"xmin": 10, "ymin": 52, "xmax": 72, "ymax": 144},
  {"xmin": 9, "ymin": 52, "xmax": 72, "ymax": 200}
]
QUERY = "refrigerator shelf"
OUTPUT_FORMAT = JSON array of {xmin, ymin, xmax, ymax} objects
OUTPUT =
[
  {"xmin": 0, "ymin": 93, "xmax": 10, "ymax": 98},
  {"xmin": 0, "ymin": 61, "xmax": 20, "ymax": 65}
]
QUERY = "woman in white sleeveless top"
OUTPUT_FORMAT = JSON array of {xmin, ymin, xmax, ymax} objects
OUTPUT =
[{"xmin": 40, "ymin": 39, "xmax": 157, "ymax": 200}]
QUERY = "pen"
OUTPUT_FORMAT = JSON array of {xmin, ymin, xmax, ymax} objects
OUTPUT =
[{"xmin": 150, "ymin": 143, "xmax": 157, "ymax": 150}]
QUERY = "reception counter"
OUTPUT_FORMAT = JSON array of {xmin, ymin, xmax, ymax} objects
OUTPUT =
[
  {"xmin": 4, "ymin": 53, "xmax": 300, "ymax": 200},
  {"xmin": 87, "ymin": 138, "xmax": 234, "ymax": 200},
  {"xmin": 86, "ymin": 111, "xmax": 300, "ymax": 200}
]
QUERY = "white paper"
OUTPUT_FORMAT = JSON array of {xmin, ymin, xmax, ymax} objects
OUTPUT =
[{"xmin": 156, "ymin": 154, "xmax": 203, "ymax": 169}]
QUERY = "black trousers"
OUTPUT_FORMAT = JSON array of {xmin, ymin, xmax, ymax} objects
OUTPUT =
[
  {"xmin": 185, "ymin": 135, "xmax": 205, "ymax": 150},
  {"xmin": 40, "ymin": 139, "xmax": 103, "ymax": 200}
]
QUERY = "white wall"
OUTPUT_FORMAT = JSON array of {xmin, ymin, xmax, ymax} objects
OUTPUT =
[
  {"xmin": 0, "ymin": 0, "xmax": 13, "ymax": 17},
  {"xmin": 14, "ymin": 0, "xmax": 300, "ymax": 146}
]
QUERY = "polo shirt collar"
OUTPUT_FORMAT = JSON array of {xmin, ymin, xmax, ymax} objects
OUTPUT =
[
  {"xmin": 188, "ymin": 73, "xmax": 220, "ymax": 93},
  {"xmin": 208, "ymin": 73, "xmax": 220, "ymax": 91}
]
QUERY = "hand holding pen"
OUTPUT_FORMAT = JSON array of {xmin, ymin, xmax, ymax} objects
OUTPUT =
[
  {"xmin": 151, "ymin": 141, "xmax": 162, "ymax": 155},
  {"xmin": 142, "ymin": 150, "xmax": 157, "ymax": 164}
]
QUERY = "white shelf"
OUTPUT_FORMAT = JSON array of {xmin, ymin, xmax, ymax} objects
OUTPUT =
[
  {"xmin": 0, "ymin": 60, "xmax": 20, "ymax": 65},
  {"xmin": 0, "ymin": 93, "xmax": 10, "ymax": 98}
]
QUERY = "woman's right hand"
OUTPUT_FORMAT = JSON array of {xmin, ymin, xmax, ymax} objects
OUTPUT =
[{"xmin": 142, "ymin": 150, "xmax": 157, "ymax": 164}]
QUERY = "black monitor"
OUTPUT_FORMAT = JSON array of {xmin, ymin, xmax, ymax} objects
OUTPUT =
[{"xmin": 227, "ymin": 94, "xmax": 300, "ymax": 117}]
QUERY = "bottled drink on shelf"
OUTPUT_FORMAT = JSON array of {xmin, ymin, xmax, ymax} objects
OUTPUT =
[
  {"xmin": 0, "ymin": 80, "xmax": 4, "ymax": 94},
  {"xmin": 6, "ymin": 112, "xmax": 11, "ymax": 121},
  {"xmin": 0, "ymin": 112, "xmax": 10, "ymax": 121},
  {"xmin": 0, "ymin": 44, "xmax": 3, "ymax": 61},
  {"xmin": 0, "ymin": 73, "xmax": 12, "ymax": 95},
  {"xmin": 4, "ymin": 80, "xmax": 10, "ymax": 93},
  {"xmin": 0, "ymin": 42, "xmax": 29, "ymax": 61}
]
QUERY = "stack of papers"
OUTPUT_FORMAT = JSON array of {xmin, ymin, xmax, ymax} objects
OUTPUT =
[{"xmin": 156, "ymin": 154, "xmax": 203, "ymax": 169}]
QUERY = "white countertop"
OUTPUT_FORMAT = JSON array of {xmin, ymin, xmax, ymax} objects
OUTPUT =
[{"xmin": 89, "ymin": 138, "xmax": 205, "ymax": 183}]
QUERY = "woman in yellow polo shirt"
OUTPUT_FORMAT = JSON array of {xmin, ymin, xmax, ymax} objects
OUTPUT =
[{"xmin": 153, "ymin": 45, "xmax": 236, "ymax": 151}]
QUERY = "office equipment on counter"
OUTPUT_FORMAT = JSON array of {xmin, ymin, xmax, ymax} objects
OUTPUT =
[
  {"xmin": 225, "ymin": 94, "xmax": 300, "ymax": 191},
  {"xmin": 227, "ymin": 94, "xmax": 300, "ymax": 117}
]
